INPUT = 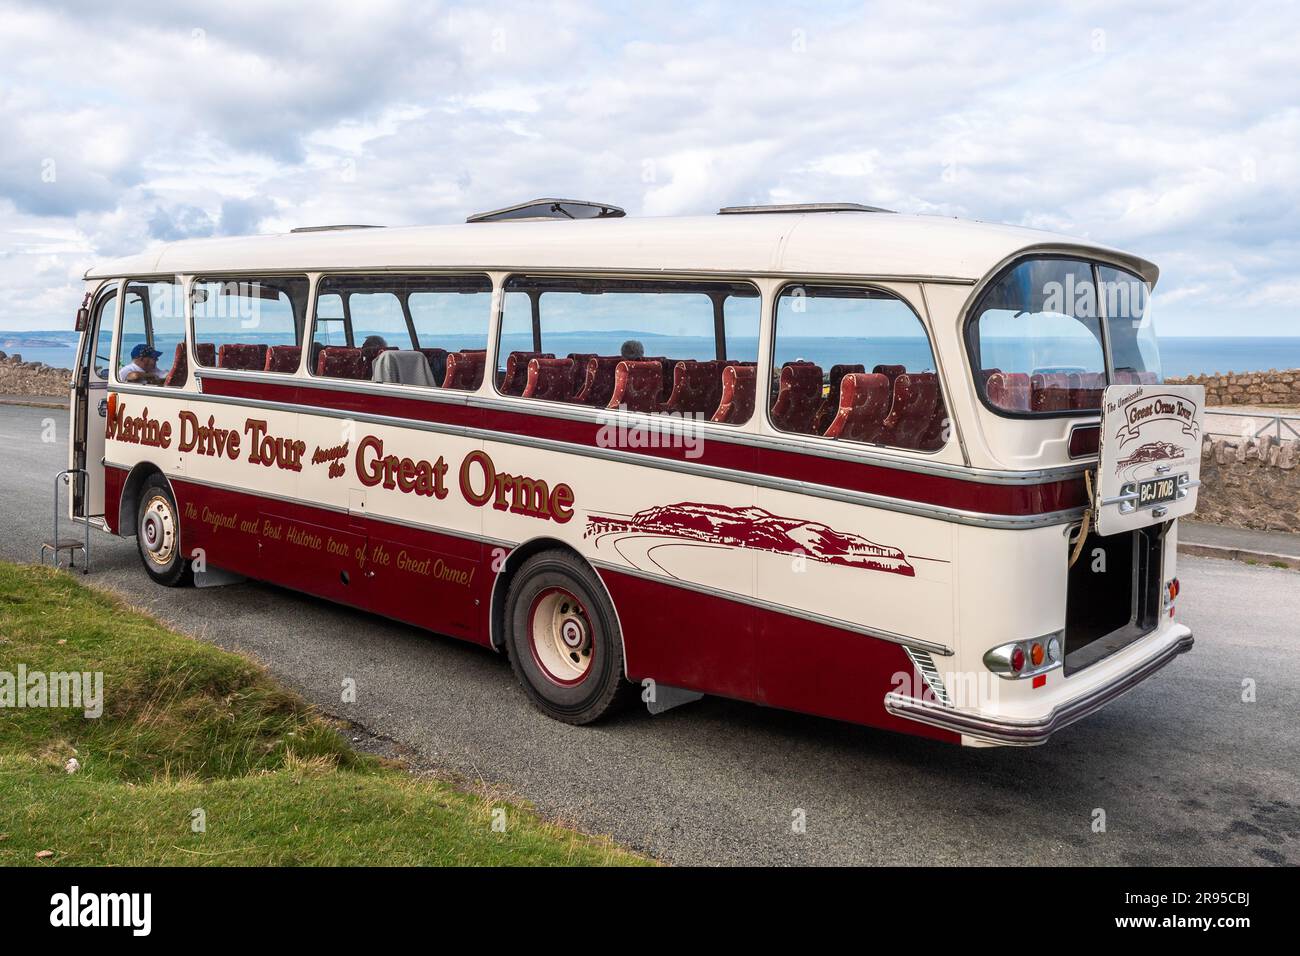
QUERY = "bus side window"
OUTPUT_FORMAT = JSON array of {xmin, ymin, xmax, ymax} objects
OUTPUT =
[
  {"xmin": 91, "ymin": 290, "xmax": 118, "ymax": 381},
  {"xmin": 191, "ymin": 276, "xmax": 308, "ymax": 376},
  {"xmin": 116, "ymin": 279, "xmax": 184, "ymax": 386},
  {"xmin": 310, "ymin": 275, "xmax": 492, "ymax": 386},
  {"xmin": 770, "ymin": 284, "xmax": 947, "ymax": 452},
  {"xmin": 496, "ymin": 276, "xmax": 761, "ymax": 422}
]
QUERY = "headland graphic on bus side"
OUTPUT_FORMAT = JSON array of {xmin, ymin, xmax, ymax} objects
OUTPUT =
[{"xmin": 585, "ymin": 502, "xmax": 915, "ymax": 576}]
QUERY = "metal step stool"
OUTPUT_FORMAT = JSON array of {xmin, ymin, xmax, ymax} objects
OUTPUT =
[{"xmin": 39, "ymin": 469, "xmax": 90, "ymax": 574}]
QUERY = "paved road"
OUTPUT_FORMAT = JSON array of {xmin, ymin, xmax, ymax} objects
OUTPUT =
[{"xmin": 2, "ymin": 402, "xmax": 1297, "ymax": 865}]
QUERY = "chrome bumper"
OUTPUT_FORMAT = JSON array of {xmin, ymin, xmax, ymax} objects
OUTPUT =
[{"xmin": 884, "ymin": 629, "xmax": 1194, "ymax": 746}]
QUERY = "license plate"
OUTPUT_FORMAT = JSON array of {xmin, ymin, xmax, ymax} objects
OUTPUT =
[{"xmin": 1137, "ymin": 476, "xmax": 1178, "ymax": 508}]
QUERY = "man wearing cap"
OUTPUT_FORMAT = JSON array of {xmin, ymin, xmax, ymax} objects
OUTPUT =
[{"xmin": 119, "ymin": 343, "xmax": 165, "ymax": 384}]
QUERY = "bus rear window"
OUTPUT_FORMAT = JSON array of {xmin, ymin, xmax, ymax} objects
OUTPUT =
[{"xmin": 968, "ymin": 258, "xmax": 1160, "ymax": 416}]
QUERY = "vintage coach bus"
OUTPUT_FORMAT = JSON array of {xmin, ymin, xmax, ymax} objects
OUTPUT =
[{"xmin": 67, "ymin": 200, "xmax": 1203, "ymax": 746}]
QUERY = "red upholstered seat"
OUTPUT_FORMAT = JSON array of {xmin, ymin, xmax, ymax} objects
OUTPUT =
[
  {"xmin": 502, "ymin": 351, "xmax": 554, "ymax": 395},
  {"xmin": 573, "ymin": 356, "xmax": 622, "ymax": 406},
  {"xmin": 607, "ymin": 360, "xmax": 664, "ymax": 412},
  {"xmin": 442, "ymin": 349, "xmax": 487, "ymax": 390},
  {"xmin": 218, "ymin": 343, "xmax": 269, "ymax": 371},
  {"xmin": 770, "ymin": 362, "xmax": 824, "ymax": 434},
  {"xmin": 1069, "ymin": 371, "xmax": 1104, "ymax": 409},
  {"xmin": 163, "ymin": 342, "xmax": 188, "ymax": 388},
  {"xmin": 660, "ymin": 360, "xmax": 733, "ymax": 416},
  {"xmin": 641, "ymin": 355, "xmax": 676, "ymax": 401},
  {"xmin": 985, "ymin": 371, "xmax": 1030, "ymax": 411},
  {"xmin": 418, "ymin": 348, "xmax": 448, "ymax": 386},
  {"xmin": 812, "ymin": 363, "xmax": 865, "ymax": 434},
  {"xmin": 711, "ymin": 364, "xmax": 757, "ymax": 424},
  {"xmin": 1031, "ymin": 372, "xmax": 1071, "ymax": 412},
  {"xmin": 522, "ymin": 357, "xmax": 577, "ymax": 402},
  {"xmin": 316, "ymin": 347, "xmax": 367, "ymax": 379},
  {"xmin": 265, "ymin": 345, "xmax": 302, "ymax": 374},
  {"xmin": 565, "ymin": 354, "xmax": 597, "ymax": 398},
  {"xmin": 165, "ymin": 343, "xmax": 219, "ymax": 387},
  {"xmin": 823, "ymin": 372, "xmax": 892, "ymax": 443},
  {"xmin": 873, "ymin": 364, "xmax": 906, "ymax": 387},
  {"xmin": 882, "ymin": 372, "xmax": 944, "ymax": 450}
]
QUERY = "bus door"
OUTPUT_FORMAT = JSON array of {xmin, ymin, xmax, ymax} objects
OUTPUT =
[{"xmin": 70, "ymin": 284, "xmax": 119, "ymax": 522}]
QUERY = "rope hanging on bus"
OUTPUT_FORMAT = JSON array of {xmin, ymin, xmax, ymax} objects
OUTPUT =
[{"xmin": 1068, "ymin": 469, "xmax": 1096, "ymax": 570}]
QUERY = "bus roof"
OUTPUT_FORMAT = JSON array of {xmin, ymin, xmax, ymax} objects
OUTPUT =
[{"xmin": 85, "ymin": 211, "xmax": 1159, "ymax": 286}]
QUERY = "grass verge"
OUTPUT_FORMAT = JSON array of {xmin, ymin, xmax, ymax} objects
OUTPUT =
[{"xmin": 0, "ymin": 562, "xmax": 648, "ymax": 866}]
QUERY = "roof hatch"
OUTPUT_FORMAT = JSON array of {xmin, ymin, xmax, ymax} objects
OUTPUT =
[
  {"xmin": 289, "ymin": 224, "xmax": 386, "ymax": 233},
  {"xmin": 466, "ymin": 198, "xmax": 626, "ymax": 223},
  {"xmin": 717, "ymin": 202, "xmax": 894, "ymax": 215}
]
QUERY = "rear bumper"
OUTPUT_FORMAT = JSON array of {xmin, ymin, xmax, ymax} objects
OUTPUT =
[{"xmin": 884, "ymin": 627, "xmax": 1194, "ymax": 746}]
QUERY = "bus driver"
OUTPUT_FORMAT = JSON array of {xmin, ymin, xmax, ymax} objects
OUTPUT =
[{"xmin": 119, "ymin": 343, "xmax": 164, "ymax": 384}]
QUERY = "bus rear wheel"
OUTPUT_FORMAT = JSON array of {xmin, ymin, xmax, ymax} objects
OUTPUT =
[
  {"xmin": 135, "ymin": 474, "xmax": 192, "ymax": 587},
  {"xmin": 505, "ymin": 550, "xmax": 633, "ymax": 725}
]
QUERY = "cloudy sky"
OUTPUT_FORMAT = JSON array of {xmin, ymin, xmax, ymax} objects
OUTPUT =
[{"xmin": 1, "ymin": 0, "xmax": 1296, "ymax": 334}]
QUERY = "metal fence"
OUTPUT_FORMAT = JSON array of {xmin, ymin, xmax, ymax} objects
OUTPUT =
[{"xmin": 1203, "ymin": 409, "xmax": 1300, "ymax": 442}]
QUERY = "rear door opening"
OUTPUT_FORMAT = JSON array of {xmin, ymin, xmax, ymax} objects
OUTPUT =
[{"xmin": 1064, "ymin": 523, "xmax": 1166, "ymax": 675}]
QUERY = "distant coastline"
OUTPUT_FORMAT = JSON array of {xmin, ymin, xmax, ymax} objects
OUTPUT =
[{"xmin": 4, "ymin": 331, "xmax": 1300, "ymax": 384}]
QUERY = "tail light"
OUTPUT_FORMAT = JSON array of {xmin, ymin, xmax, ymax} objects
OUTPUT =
[
  {"xmin": 1068, "ymin": 424, "xmax": 1100, "ymax": 458},
  {"xmin": 984, "ymin": 632, "xmax": 1063, "ymax": 681},
  {"xmin": 1165, "ymin": 578, "xmax": 1180, "ymax": 617}
]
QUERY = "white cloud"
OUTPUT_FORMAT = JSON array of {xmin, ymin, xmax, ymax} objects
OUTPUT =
[{"xmin": 0, "ymin": 0, "xmax": 1297, "ymax": 335}]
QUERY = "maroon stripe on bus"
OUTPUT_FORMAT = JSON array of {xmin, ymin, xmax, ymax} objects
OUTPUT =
[
  {"xmin": 600, "ymin": 567, "xmax": 960, "ymax": 742},
  {"xmin": 199, "ymin": 376, "xmax": 1087, "ymax": 517}
]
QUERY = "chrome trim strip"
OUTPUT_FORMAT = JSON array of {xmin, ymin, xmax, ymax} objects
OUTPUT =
[
  {"xmin": 92, "ymin": 264, "xmax": 982, "ymax": 285},
  {"xmin": 591, "ymin": 559, "xmax": 954, "ymax": 656},
  {"xmin": 884, "ymin": 629, "xmax": 1194, "ymax": 745},
  {"xmin": 110, "ymin": 383, "xmax": 1085, "ymax": 531},
  {"xmin": 192, "ymin": 367, "xmax": 1089, "ymax": 487}
]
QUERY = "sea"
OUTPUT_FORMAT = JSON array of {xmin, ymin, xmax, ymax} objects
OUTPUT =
[{"xmin": 6, "ymin": 330, "xmax": 1300, "ymax": 380}]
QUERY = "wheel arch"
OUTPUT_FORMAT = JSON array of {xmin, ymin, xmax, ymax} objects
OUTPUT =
[
  {"xmin": 117, "ymin": 461, "xmax": 170, "ymax": 537},
  {"xmin": 488, "ymin": 536, "xmax": 629, "ymax": 678}
]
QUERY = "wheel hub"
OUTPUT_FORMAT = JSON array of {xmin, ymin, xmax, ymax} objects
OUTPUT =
[
  {"xmin": 529, "ymin": 588, "xmax": 594, "ymax": 685},
  {"xmin": 140, "ymin": 495, "xmax": 177, "ymax": 566}
]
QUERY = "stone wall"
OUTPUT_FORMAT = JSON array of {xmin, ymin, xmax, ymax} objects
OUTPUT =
[
  {"xmin": 1195, "ymin": 436, "xmax": 1300, "ymax": 532},
  {"xmin": 1166, "ymin": 369, "xmax": 1300, "ymax": 406},
  {"xmin": 0, "ymin": 353, "xmax": 71, "ymax": 396}
]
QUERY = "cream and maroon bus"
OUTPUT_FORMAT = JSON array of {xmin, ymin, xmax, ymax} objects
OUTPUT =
[{"xmin": 67, "ymin": 199, "xmax": 1204, "ymax": 745}]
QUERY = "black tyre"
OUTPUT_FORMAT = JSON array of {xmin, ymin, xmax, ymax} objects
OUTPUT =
[
  {"xmin": 135, "ymin": 474, "xmax": 193, "ymax": 587},
  {"xmin": 505, "ymin": 550, "xmax": 634, "ymax": 724}
]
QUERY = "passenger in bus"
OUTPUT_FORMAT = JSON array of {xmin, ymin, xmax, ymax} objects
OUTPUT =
[
  {"xmin": 361, "ymin": 335, "xmax": 388, "ymax": 349},
  {"xmin": 620, "ymin": 339, "xmax": 645, "ymax": 360},
  {"xmin": 119, "ymin": 344, "xmax": 165, "ymax": 384}
]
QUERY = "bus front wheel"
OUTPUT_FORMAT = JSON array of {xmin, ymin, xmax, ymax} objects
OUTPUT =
[
  {"xmin": 135, "ymin": 475, "xmax": 193, "ymax": 587},
  {"xmin": 505, "ymin": 550, "xmax": 633, "ymax": 725}
]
